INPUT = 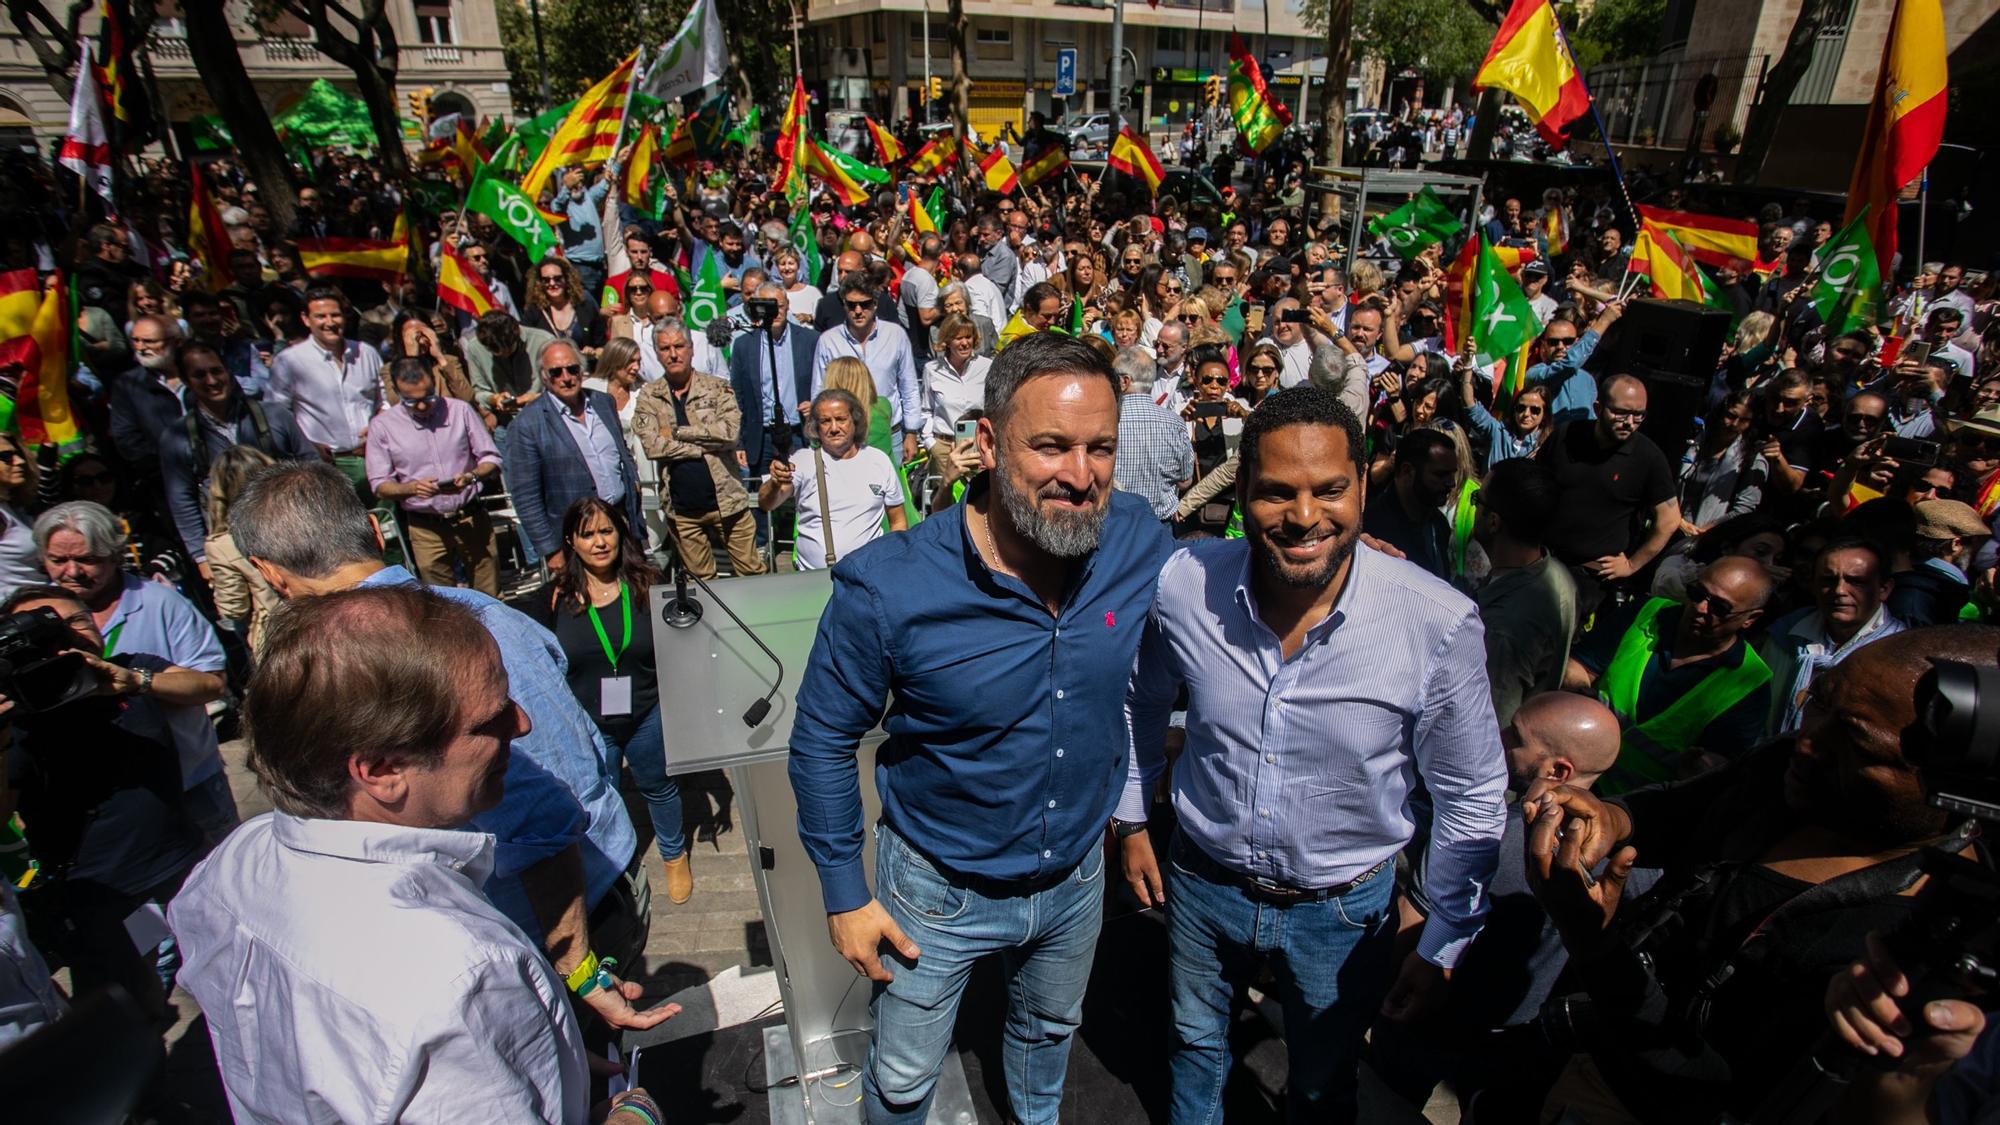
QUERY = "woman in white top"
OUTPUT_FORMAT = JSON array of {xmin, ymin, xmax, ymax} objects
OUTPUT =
[
  {"xmin": 582, "ymin": 336, "xmax": 649, "ymax": 472},
  {"xmin": 920, "ymin": 313, "xmax": 992, "ymax": 456},
  {"xmin": 757, "ymin": 388, "xmax": 907, "ymax": 570},
  {"xmin": 773, "ymin": 247, "xmax": 822, "ymax": 328},
  {"xmin": 0, "ymin": 433, "xmax": 41, "ymax": 602}
]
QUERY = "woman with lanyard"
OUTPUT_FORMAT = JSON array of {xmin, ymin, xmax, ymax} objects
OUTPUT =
[{"xmin": 532, "ymin": 497, "xmax": 693, "ymax": 905}]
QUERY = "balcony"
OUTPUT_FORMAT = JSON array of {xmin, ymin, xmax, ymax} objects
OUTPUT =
[
  {"xmin": 420, "ymin": 45, "xmax": 462, "ymax": 64},
  {"xmin": 261, "ymin": 36, "xmax": 319, "ymax": 63},
  {"xmin": 148, "ymin": 33, "xmax": 191, "ymax": 61}
]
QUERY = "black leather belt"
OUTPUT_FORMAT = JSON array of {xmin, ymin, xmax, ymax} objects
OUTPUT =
[{"xmin": 1173, "ymin": 832, "xmax": 1389, "ymax": 905}]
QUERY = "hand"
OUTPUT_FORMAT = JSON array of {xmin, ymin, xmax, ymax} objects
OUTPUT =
[
  {"xmin": 1226, "ymin": 399, "xmax": 1249, "ymax": 419},
  {"xmin": 1679, "ymin": 518, "xmax": 1703, "ymax": 538},
  {"xmin": 828, "ymin": 899, "xmax": 920, "ymax": 983},
  {"xmin": 1526, "ymin": 799, "xmax": 1638, "ymax": 946},
  {"xmin": 72, "ymin": 651, "xmax": 141, "ymax": 696},
  {"xmin": 1593, "ymin": 298, "xmax": 1628, "ymax": 332},
  {"xmin": 1761, "ymin": 437, "xmax": 1784, "ymax": 462},
  {"xmin": 1374, "ymin": 369, "xmax": 1402, "ymax": 396},
  {"xmin": 902, "ymin": 433, "xmax": 919, "ymax": 463},
  {"xmin": 1827, "ymin": 932, "xmax": 1986, "ymax": 1067},
  {"xmin": 1379, "ymin": 953, "xmax": 1450, "ymax": 1024},
  {"xmin": 409, "ymin": 478, "xmax": 441, "ymax": 499},
  {"xmin": 1116, "ymin": 828, "xmax": 1165, "ymax": 907},
  {"xmin": 1359, "ymin": 532, "xmax": 1406, "ymax": 561},
  {"xmin": 768, "ymin": 459, "xmax": 794, "ymax": 486},
  {"xmin": 735, "ymin": 449, "xmax": 748, "ymax": 470},
  {"xmin": 1586, "ymin": 552, "xmax": 1637, "ymax": 581},
  {"xmin": 581, "ymin": 972, "xmax": 681, "ymax": 1031},
  {"xmin": 1181, "ymin": 401, "xmax": 1199, "ymax": 421}
]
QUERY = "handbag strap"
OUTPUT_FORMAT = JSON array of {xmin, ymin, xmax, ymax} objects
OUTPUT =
[{"xmin": 812, "ymin": 446, "xmax": 836, "ymax": 565}]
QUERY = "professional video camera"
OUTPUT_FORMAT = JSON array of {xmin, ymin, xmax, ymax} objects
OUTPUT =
[
  {"xmin": 745, "ymin": 296, "xmax": 795, "ymax": 461},
  {"xmin": 0, "ymin": 607, "xmax": 102, "ymax": 714}
]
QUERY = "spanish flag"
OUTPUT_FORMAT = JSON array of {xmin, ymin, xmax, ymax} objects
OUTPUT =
[
  {"xmin": 1107, "ymin": 127, "xmax": 1164, "ymax": 194},
  {"xmin": 623, "ymin": 123, "xmax": 658, "ymax": 208},
  {"xmin": 1629, "ymin": 224, "xmax": 1723, "ymax": 307},
  {"xmin": 187, "ymin": 163, "xmax": 233, "ymax": 292},
  {"xmin": 906, "ymin": 135, "xmax": 958, "ymax": 178},
  {"xmin": 1226, "ymin": 34, "xmax": 1292, "ymax": 154},
  {"xmin": 1635, "ymin": 205, "xmax": 1758, "ymax": 273},
  {"xmin": 0, "ymin": 274, "xmax": 80, "ymax": 452},
  {"xmin": 776, "ymin": 76, "xmax": 810, "ymax": 199},
  {"xmin": 906, "ymin": 190, "xmax": 938, "ymax": 235},
  {"xmin": 1843, "ymin": 0, "xmax": 1947, "ymax": 279},
  {"xmin": 1020, "ymin": 142, "xmax": 1069, "ymax": 188},
  {"xmin": 865, "ymin": 116, "xmax": 905, "ymax": 165},
  {"xmin": 1473, "ymin": 0, "xmax": 1591, "ymax": 147},
  {"xmin": 802, "ymin": 135, "xmax": 870, "ymax": 207},
  {"xmin": 298, "ymin": 214, "xmax": 409, "ymax": 284},
  {"xmin": 438, "ymin": 242, "xmax": 499, "ymax": 319},
  {"xmin": 520, "ymin": 50, "xmax": 638, "ymax": 199},
  {"xmin": 965, "ymin": 139, "xmax": 1019, "ymax": 194},
  {"xmin": 662, "ymin": 117, "xmax": 694, "ymax": 165}
]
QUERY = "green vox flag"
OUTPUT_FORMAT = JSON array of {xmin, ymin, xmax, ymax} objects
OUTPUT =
[
  {"xmin": 1366, "ymin": 186, "xmax": 1464, "ymax": 260},
  {"xmin": 1812, "ymin": 210, "xmax": 1884, "ymax": 336},
  {"xmin": 486, "ymin": 134, "xmax": 526, "ymax": 177},
  {"xmin": 685, "ymin": 248, "xmax": 725, "ymax": 330},
  {"xmin": 465, "ymin": 169, "xmax": 561, "ymax": 262},
  {"xmin": 190, "ymin": 114, "xmax": 233, "ymax": 153},
  {"xmin": 925, "ymin": 186, "xmax": 945, "ymax": 230},
  {"xmin": 818, "ymin": 142, "xmax": 890, "ymax": 185},
  {"xmin": 788, "ymin": 206, "xmax": 822, "ymax": 287},
  {"xmin": 724, "ymin": 105, "xmax": 761, "ymax": 148},
  {"xmin": 1471, "ymin": 236, "xmax": 1539, "ymax": 366},
  {"xmin": 408, "ymin": 178, "xmax": 460, "ymax": 217}
]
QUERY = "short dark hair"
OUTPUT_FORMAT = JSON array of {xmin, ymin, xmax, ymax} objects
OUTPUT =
[
  {"xmin": 389, "ymin": 357, "xmax": 433, "ymax": 387},
  {"xmin": 301, "ymin": 285, "xmax": 344, "ymax": 311},
  {"xmin": 1480, "ymin": 458, "xmax": 1560, "ymax": 544},
  {"xmin": 180, "ymin": 289, "xmax": 221, "ymax": 313},
  {"xmin": 1393, "ymin": 428, "xmax": 1456, "ymax": 473},
  {"xmin": 1816, "ymin": 533, "xmax": 1892, "ymax": 579},
  {"xmin": 246, "ymin": 586, "xmax": 497, "ymax": 818},
  {"xmin": 1023, "ymin": 281, "xmax": 1063, "ymax": 312},
  {"xmin": 474, "ymin": 310, "xmax": 521, "ymax": 354},
  {"xmin": 1239, "ymin": 385, "xmax": 1365, "ymax": 481},
  {"xmin": 982, "ymin": 331, "xmax": 1119, "ymax": 423},
  {"xmin": 838, "ymin": 272, "xmax": 875, "ymax": 301}
]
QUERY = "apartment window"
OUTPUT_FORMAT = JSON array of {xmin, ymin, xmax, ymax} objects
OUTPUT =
[
  {"xmin": 975, "ymin": 27, "xmax": 1012, "ymax": 46},
  {"xmin": 415, "ymin": 0, "xmax": 455, "ymax": 45},
  {"xmin": 1156, "ymin": 28, "xmax": 1186, "ymax": 52},
  {"xmin": 908, "ymin": 20, "xmax": 948, "ymax": 43}
]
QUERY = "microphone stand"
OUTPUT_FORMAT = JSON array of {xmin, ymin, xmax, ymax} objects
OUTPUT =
[{"xmin": 652, "ymin": 512, "xmax": 787, "ymax": 729}]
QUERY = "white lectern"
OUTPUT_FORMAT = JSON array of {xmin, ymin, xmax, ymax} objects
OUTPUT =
[{"xmin": 651, "ymin": 569, "xmax": 977, "ymax": 1124}]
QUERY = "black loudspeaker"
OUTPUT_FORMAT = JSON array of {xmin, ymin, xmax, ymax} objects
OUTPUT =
[{"xmin": 1596, "ymin": 297, "xmax": 1734, "ymax": 459}]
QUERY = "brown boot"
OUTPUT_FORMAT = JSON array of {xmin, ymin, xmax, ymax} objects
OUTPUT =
[{"xmin": 662, "ymin": 851, "xmax": 694, "ymax": 905}]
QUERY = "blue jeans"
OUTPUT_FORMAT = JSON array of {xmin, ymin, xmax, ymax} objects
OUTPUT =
[
  {"xmin": 602, "ymin": 705, "xmax": 685, "ymax": 860},
  {"xmin": 863, "ymin": 823, "xmax": 1104, "ymax": 1125},
  {"xmin": 1166, "ymin": 834, "xmax": 1397, "ymax": 1125}
]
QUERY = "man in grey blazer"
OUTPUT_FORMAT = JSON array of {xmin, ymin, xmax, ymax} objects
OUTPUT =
[{"xmin": 501, "ymin": 338, "xmax": 646, "ymax": 569}]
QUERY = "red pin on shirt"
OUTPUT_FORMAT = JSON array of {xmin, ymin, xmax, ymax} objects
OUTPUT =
[{"xmin": 1105, "ymin": 611, "xmax": 1116, "ymax": 628}]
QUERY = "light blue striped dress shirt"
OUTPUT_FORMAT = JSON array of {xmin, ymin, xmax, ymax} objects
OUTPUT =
[{"xmin": 1121, "ymin": 539, "xmax": 1508, "ymax": 967}]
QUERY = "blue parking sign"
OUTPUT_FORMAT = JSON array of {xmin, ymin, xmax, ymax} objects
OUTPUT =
[{"xmin": 1055, "ymin": 48, "xmax": 1076, "ymax": 96}]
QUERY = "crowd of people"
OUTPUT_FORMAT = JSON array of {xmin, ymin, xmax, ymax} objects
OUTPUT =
[{"xmin": 0, "ymin": 101, "xmax": 1995, "ymax": 1125}]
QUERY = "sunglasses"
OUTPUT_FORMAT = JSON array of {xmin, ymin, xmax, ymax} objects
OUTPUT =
[
  {"xmin": 1166, "ymin": 285, "xmax": 1185, "ymax": 294},
  {"xmin": 1179, "ymin": 314, "xmax": 1202, "ymax": 324},
  {"xmin": 844, "ymin": 300, "xmax": 875, "ymax": 310},
  {"xmin": 1248, "ymin": 364, "xmax": 1279, "ymax": 375},
  {"xmin": 541, "ymin": 275, "xmax": 565, "ymax": 285},
  {"xmin": 0, "ymin": 451, "xmax": 24, "ymax": 464},
  {"xmin": 627, "ymin": 286, "xmax": 653, "ymax": 296},
  {"xmin": 544, "ymin": 363, "xmax": 582, "ymax": 377},
  {"xmin": 1544, "ymin": 336, "xmax": 1576, "ymax": 349},
  {"xmin": 1198, "ymin": 375, "xmax": 1229, "ymax": 386},
  {"xmin": 1687, "ymin": 585, "xmax": 1743, "ymax": 618}
]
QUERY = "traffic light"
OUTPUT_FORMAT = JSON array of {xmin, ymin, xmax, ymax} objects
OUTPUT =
[
  {"xmin": 407, "ymin": 87, "xmax": 433, "ymax": 123},
  {"xmin": 1205, "ymin": 75, "xmax": 1225, "ymax": 107},
  {"xmin": 928, "ymin": 76, "xmax": 943, "ymax": 101}
]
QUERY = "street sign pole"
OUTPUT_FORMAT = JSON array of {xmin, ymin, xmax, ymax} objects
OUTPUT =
[{"xmin": 1108, "ymin": 0, "xmax": 1126, "ymax": 147}]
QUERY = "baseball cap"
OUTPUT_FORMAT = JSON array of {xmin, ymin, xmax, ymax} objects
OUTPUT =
[
  {"xmin": 1914, "ymin": 499, "xmax": 1990, "ymax": 541},
  {"xmin": 1521, "ymin": 260, "xmax": 1550, "ymax": 278},
  {"xmin": 1187, "ymin": 226, "xmax": 1210, "ymax": 242}
]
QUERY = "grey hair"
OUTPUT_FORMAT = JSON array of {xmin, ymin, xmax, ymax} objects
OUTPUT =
[
  {"xmin": 536, "ymin": 337, "xmax": 581, "ymax": 371},
  {"xmin": 229, "ymin": 461, "xmax": 381, "ymax": 579},
  {"xmin": 33, "ymin": 501, "xmax": 127, "ymax": 558},
  {"xmin": 653, "ymin": 317, "xmax": 691, "ymax": 347},
  {"xmin": 754, "ymin": 281, "xmax": 786, "ymax": 302},
  {"xmin": 811, "ymin": 388, "xmax": 864, "ymax": 427},
  {"xmin": 1113, "ymin": 346, "xmax": 1156, "ymax": 395},
  {"xmin": 132, "ymin": 313, "xmax": 182, "ymax": 340},
  {"xmin": 938, "ymin": 281, "xmax": 969, "ymax": 308}
]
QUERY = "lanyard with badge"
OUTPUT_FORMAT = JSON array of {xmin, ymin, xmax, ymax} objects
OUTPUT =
[{"xmin": 587, "ymin": 582, "xmax": 634, "ymax": 716}]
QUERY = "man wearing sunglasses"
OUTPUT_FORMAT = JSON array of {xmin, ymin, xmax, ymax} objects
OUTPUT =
[
  {"xmin": 1562, "ymin": 555, "xmax": 1774, "ymax": 792},
  {"xmin": 366, "ymin": 360, "xmax": 504, "ymax": 596},
  {"xmin": 811, "ymin": 274, "xmax": 922, "ymax": 464},
  {"xmin": 503, "ymin": 339, "xmax": 646, "ymax": 571},
  {"xmin": 1526, "ymin": 299, "xmax": 1625, "ymax": 425}
]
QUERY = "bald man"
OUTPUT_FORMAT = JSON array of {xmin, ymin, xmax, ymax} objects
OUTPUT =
[
  {"xmin": 1374, "ymin": 691, "xmax": 1658, "ymax": 1110},
  {"xmin": 1564, "ymin": 556, "xmax": 1776, "ymax": 793}
]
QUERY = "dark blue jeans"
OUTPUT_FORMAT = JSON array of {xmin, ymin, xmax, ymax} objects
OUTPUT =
[
  {"xmin": 1166, "ymin": 834, "xmax": 1397, "ymax": 1125},
  {"xmin": 604, "ymin": 704, "xmax": 685, "ymax": 860}
]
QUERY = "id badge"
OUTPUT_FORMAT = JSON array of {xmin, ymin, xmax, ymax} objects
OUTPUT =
[{"xmin": 601, "ymin": 676, "xmax": 633, "ymax": 717}]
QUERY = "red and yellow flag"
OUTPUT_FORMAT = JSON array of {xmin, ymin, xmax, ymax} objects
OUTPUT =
[
  {"xmin": 802, "ymin": 136, "xmax": 870, "ymax": 207},
  {"xmin": 298, "ymin": 214, "xmax": 408, "ymax": 284},
  {"xmin": 520, "ymin": 50, "xmax": 638, "ymax": 199},
  {"xmin": 1020, "ymin": 143, "xmax": 1069, "ymax": 188},
  {"xmin": 1629, "ymin": 222, "xmax": 1714, "ymax": 304},
  {"xmin": 1442, "ymin": 234, "xmax": 1480, "ymax": 356},
  {"xmin": 776, "ymin": 76, "xmax": 810, "ymax": 198},
  {"xmin": 662, "ymin": 118, "xmax": 694, "ymax": 165},
  {"xmin": 906, "ymin": 135, "xmax": 958, "ymax": 178},
  {"xmin": 864, "ymin": 116, "xmax": 905, "ymax": 165},
  {"xmin": 1107, "ymin": 127, "xmax": 1164, "ymax": 193},
  {"xmin": 0, "ymin": 274, "xmax": 79, "ymax": 450},
  {"xmin": 964, "ymin": 139, "xmax": 1019, "ymax": 194},
  {"xmin": 187, "ymin": 163, "xmax": 233, "ymax": 292},
  {"xmin": 906, "ymin": 190, "xmax": 938, "ymax": 235},
  {"xmin": 437, "ymin": 242, "xmax": 499, "ymax": 319},
  {"xmin": 1635, "ymin": 204, "xmax": 1757, "ymax": 273},
  {"xmin": 1473, "ymin": 0, "xmax": 1591, "ymax": 147},
  {"xmin": 623, "ymin": 123, "xmax": 658, "ymax": 208},
  {"xmin": 1843, "ymin": 0, "xmax": 1947, "ymax": 279}
]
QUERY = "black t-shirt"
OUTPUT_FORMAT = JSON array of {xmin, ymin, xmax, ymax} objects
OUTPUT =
[
  {"xmin": 665, "ymin": 386, "xmax": 720, "ymax": 516},
  {"xmin": 1764, "ymin": 410, "xmax": 1824, "ymax": 476},
  {"xmin": 537, "ymin": 583, "xmax": 661, "ymax": 746},
  {"xmin": 1539, "ymin": 422, "xmax": 1676, "ymax": 566},
  {"xmin": 1362, "ymin": 489, "xmax": 1452, "ymax": 580},
  {"xmin": 7, "ymin": 654, "xmax": 203, "ymax": 895}
]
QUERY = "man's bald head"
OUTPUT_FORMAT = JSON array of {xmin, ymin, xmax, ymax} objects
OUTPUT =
[
  {"xmin": 1686, "ymin": 556, "xmax": 1776, "ymax": 644},
  {"xmin": 1505, "ymin": 692, "xmax": 1623, "ymax": 791},
  {"xmin": 647, "ymin": 290, "xmax": 677, "ymax": 321},
  {"xmin": 835, "ymin": 251, "xmax": 864, "ymax": 276},
  {"xmin": 846, "ymin": 231, "xmax": 877, "ymax": 256}
]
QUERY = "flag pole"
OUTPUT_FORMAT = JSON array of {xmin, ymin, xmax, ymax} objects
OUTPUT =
[
  {"xmin": 1915, "ymin": 166, "xmax": 1929, "ymax": 276},
  {"xmin": 1549, "ymin": 17, "xmax": 1638, "ymax": 230}
]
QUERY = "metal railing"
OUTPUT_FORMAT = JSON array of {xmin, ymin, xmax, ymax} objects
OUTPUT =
[
  {"xmin": 147, "ymin": 33, "xmax": 192, "ymax": 61},
  {"xmin": 261, "ymin": 36, "xmax": 319, "ymax": 62},
  {"xmin": 1584, "ymin": 52, "xmax": 1769, "ymax": 153},
  {"xmin": 419, "ymin": 46, "xmax": 462, "ymax": 65}
]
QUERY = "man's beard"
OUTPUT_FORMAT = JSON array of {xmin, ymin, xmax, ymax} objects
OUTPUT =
[
  {"xmin": 137, "ymin": 351, "xmax": 175, "ymax": 372},
  {"xmin": 1250, "ymin": 520, "xmax": 1358, "ymax": 589},
  {"xmin": 994, "ymin": 455, "xmax": 1107, "ymax": 559}
]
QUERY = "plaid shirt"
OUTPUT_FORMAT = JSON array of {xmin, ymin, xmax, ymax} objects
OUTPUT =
[{"xmin": 1114, "ymin": 392, "xmax": 1196, "ymax": 520}]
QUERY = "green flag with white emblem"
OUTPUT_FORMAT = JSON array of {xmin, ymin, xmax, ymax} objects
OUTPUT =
[
  {"xmin": 1812, "ymin": 210, "xmax": 1884, "ymax": 336},
  {"xmin": 788, "ymin": 206, "xmax": 822, "ymax": 288},
  {"xmin": 685, "ymin": 248, "xmax": 725, "ymax": 330},
  {"xmin": 464, "ymin": 169, "xmax": 560, "ymax": 263},
  {"xmin": 1471, "ymin": 236, "xmax": 1538, "ymax": 367},
  {"xmin": 1367, "ymin": 186, "xmax": 1464, "ymax": 260}
]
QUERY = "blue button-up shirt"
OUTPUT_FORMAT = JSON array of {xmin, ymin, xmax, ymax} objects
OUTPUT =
[
  {"xmin": 750, "ymin": 324, "xmax": 796, "ymax": 427},
  {"xmin": 1121, "ymin": 541, "xmax": 1507, "ymax": 967},
  {"xmin": 359, "ymin": 567, "xmax": 635, "ymax": 933},
  {"xmin": 790, "ymin": 483, "xmax": 1175, "ymax": 914},
  {"xmin": 1528, "ymin": 327, "xmax": 1603, "ymax": 425}
]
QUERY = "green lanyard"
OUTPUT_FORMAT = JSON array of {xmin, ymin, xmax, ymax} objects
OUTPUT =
[
  {"xmin": 102, "ymin": 621, "xmax": 123, "ymax": 658},
  {"xmin": 585, "ymin": 582, "xmax": 633, "ymax": 674}
]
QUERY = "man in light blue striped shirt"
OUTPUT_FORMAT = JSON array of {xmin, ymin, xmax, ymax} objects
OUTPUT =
[{"xmin": 1115, "ymin": 385, "xmax": 1507, "ymax": 1125}]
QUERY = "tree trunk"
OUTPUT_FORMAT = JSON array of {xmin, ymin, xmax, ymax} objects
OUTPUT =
[
  {"xmin": 947, "ymin": 0, "xmax": 969, "ymax": 192},
  {"xmin": 287, "ymin": 0, "xmax": 410, "ymax": 178},
  {"xmin": 1466, "ymin": 86, "xmax": 1502, "ymax": 161},
  {"xmin": 181, "ymin": 0, "xmax": 297, "ymax": 233},
  {"xmin": 1735, "ymin": 0, "xmax": 1842, "ymax": 184},
  {"xmin": 3, "ymin": 0, "xmax": 89, "ymax": 101},
  {"xmin": 1315, "ymin": 0, "xmax": 1352, "ymax": 169},
  {"xmin": 348, "ymin": 50, "xmax": 410, "ymax": 178}
]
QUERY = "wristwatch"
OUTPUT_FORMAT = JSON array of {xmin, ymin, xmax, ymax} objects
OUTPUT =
[
  {"xmin": 1110, "ymin": 817, "xmax": 1149, "ymax": 840},
  {"xmin": 132, "ymin": 668, "xmax": 154, "ymax": 695}
]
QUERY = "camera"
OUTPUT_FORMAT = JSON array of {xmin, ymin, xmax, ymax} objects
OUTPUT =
[
  {"xmin": 1279, "ymin": 308, "xmax": 1311, "ymax": 324},
  {"xmin": 745, "ymin": 297, "xmax": 780, "ymax": 326},
  {"xmin": 0, "ymin": 608, "xmax": 101, "ymax": 714}
]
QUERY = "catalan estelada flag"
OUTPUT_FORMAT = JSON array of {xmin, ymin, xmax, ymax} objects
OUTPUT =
[
  {"xmin": 1473, "ymin": 0, "xmax": 1591, "ymax": 147},
  {"xmin": 298, "ymin": 215, "xmax": 408, "ymax": 284},
  {"xmin": 187, "ymin": 163, "xmax": 233, "ymax": 292},
  {"xmin": 1843, "ymin": 0, "xmax": 1946, "ymax": 279},
  {"xmin": 864, "ymin": 116, "xmax": 905, "ymax": 165},
  {"xmin": 519, "ymin": 50, "xmax": 638, "ymax": 199},
  {"xmin": 1020, "ymin": 141, "xmax": 1069, "ymax": 188},
  {"xmin": 906, "ymin": 135, "xmax": 958, "ymax": 178},
  {"xmin": 1226, "ymin": 34, "xmax": 1292, "ymax": 154},
  {"xmin": 965, "ymin": 139, "xmax": 1019, "ymax": 194},
  {"xmin": 1635, "ymin": 205, "xmax": 1758, "ymax": 273},
  {"xmin": 0, "ymin": 274, "xmax": 80, "ymax": 451},
  {"xmin": 437, "ymin": 243, "xmax": 499, "ymax": 319},
  {"xmin": 1108, "ymin": 127, "xmax": 1164, "ymax": 193}
]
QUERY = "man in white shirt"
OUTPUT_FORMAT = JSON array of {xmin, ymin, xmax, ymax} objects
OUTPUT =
[
  {"xmin": 758, "ymin": 389, "xmax": 908, "ymax": 569},
  {"xmin": 901, "ymin": 234, "xmax": 945, "ymax": 370},
  {"xmin": 955, "ymin": 251, "xmax": 1010, "ymax": 333},
  {"xmin": 811, "ymin": 274, "xmax": 923, "ymax": 461},
  {"xmin": 1152, "ymin": 320, "xmax": 1192, "ymax": 414},
  {"xmin": 268, "ymin": 286, "xmax": 383, "ymax": 491},
  {"xmin": 169, "ymin": 585, "xmax": 648, "ymax": 1124},
  {"xmin": 1255, "ymin": 298, "xmax": 1316, "ymax": 388}
]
